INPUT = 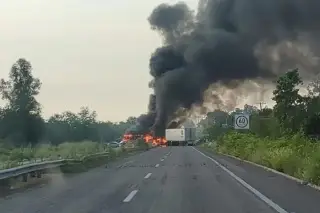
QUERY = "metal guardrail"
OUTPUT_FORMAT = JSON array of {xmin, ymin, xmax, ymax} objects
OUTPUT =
[
  {"xmin": 0, "ymin": 160, "xmax": 66, "ymax": 180},
  {"xmin": 0, "ymin": 152, "xmax": 110, "ymax": 181},
  {"xmin": 0, "ymin": 144, "xmax": 147, "ymax": 183}
]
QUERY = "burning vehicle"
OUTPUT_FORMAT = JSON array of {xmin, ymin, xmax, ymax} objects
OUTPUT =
[{"xmin": 122, "ymin": 132, "xmax": 167, "ymax": 147}]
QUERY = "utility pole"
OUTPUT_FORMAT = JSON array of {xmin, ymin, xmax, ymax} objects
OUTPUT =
[{"xmin": 256, "ymin": 102, "xmax": 266, "ymax": 110}]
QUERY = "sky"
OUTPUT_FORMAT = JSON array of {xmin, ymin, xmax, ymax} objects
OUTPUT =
[{"xmin": 0, "ymin": 0, "xmax": 198, "ymax": 122}]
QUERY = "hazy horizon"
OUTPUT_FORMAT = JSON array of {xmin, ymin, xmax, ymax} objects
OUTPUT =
[{"xmin": 0, "ymin": 0, "xmax": 198, "ymax": 122}]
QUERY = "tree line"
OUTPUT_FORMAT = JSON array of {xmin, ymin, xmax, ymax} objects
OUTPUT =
[
  {"xmin": 200, "ymin": 68, "xmax": 320, "ymax": 140},
  {"xmin": 0, "ymin": 58, "xmax": 136, "ymax": 146},
  {"xmin": 3, "ymin": 58, "xmax": 315, "ymax": 146}
]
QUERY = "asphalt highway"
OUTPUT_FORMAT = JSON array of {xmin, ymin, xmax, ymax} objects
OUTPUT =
[{"xmin": 1, "ymin": 146, "xmax": 320, "ymax": 213}]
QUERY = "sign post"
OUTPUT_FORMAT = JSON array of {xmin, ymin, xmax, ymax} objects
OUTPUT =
[{"xmin": 234, "ymin": 114, "xmax": 250, "ymax": 130}]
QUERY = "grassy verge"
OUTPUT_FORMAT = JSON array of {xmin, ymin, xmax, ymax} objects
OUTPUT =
[
  {"xmin": 0, "ymin": 139, "xmax": 150, "ymax": 170},
  {"xmin": 0, "ymin": 140, "xmax": 150, "ymax": 195},
  {"xmin": 0, "ymin": 141, "xmax": 111, "ymax": 169},
  {"xmin": 201, "ymin": 131, "xmax": 320, "ymax": 186}
]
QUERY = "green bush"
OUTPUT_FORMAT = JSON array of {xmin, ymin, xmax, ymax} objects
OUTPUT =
[
  {"xmin": 0, "ymin": 140, "xmax": 149, "ymax": 170},
  {"xmin": 0, "ymin": 141, "xmax": 107, "ymax": 169},
  {"xmin": 212, "ymin": 131, "xmax": 320, "ymax": 185}
]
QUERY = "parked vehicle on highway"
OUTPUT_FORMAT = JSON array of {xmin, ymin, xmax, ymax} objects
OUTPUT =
[{"xmin": 165, "ymin": 128, "xmax": 196, "ymax": 146}]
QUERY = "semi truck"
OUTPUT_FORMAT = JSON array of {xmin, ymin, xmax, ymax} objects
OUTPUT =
[{"xmin": 165, "ymin": 128, "xmax": 197, "ymax": 146}]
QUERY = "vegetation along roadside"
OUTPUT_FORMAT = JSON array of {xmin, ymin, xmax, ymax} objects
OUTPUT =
[{"xmin": 199, "ymin": 69, "xmax": 320, "ymax": 186}]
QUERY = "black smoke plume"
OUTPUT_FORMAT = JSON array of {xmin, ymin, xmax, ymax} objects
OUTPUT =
[
  {"xmin": 125, "ymin": 94, "xmax": 156, "ymax": 135},
  {"xmin": 127, "ymin": 0, "xmax": 320, "ymax": 136}
]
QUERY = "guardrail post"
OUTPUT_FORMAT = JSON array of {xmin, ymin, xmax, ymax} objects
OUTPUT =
[
  {"xmin": 30, "ymin": 171, "xmax": 36, "ymax": 178},
  {"xmin": 36, "ymin": 171, "xmax": 42, "ymax": 178},
  {"xmin": 22, "ymin": 173, "xmax": 28, "ymax": 182}
]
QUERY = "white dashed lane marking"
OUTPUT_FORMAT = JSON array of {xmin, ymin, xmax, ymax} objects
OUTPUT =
[
  {"xmin": 144, "ymin": 173, "xmax": 152, "ymax": 179},
  {"xmin": 123, "ymin": 190, "xmax": 138, "ymax": 203}
]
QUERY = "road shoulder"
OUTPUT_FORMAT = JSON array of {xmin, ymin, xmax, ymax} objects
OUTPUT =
[{"xmin": 197, "ymin": 147, "xmax": 320, "ymax": 213}]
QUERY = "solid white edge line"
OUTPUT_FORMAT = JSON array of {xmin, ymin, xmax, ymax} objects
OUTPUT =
[
  {"xmin": 123, "ymin": 190, "xmax": 138, "ymax": 202},
  {"xmin": 155, "ymin": 164, "xmax": 160, "ymax": 167},
  {"xmin": 221, "ymin": 153, "xmax": 320, "ymax": 191},
  {"xmin": 192, "ymin": 147, "xmax": 289, "ymax": 213},
  {"xmin": 144, "ymin": 173, "xmax": 152, "ymax": 179}
]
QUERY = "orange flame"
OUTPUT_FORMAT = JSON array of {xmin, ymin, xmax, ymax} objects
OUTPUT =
[
  {"xmin": 143, "ymin": 134, "xmax": 153, "ymax": 143},
  {"xmin": 152, "ymin": 137, "xmax": 167, "ymax": 146},
  {"xmin": 122, "ymin": 133, "xmax": 166, "ymax": 147},
  {"xmin": 122, "ymin": 134, "xmax": 133, "ymax": 142}
]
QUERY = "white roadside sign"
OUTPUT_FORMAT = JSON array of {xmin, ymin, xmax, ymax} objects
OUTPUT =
[{"xmin": 234, "ymin": 114, "xmax": 250, "ymax": 129}]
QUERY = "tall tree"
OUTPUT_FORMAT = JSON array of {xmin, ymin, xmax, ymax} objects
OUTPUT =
[
  {"xmin": 126, "ymin": 116, "xmax": 137, "ymax": 125},
  {"xmin": 0, "ymin": 58, "xmax": 44, "ymax": 145},
  {"xmin": 272, "ymin": 69, "xmax": 304, "ymax": 133}
]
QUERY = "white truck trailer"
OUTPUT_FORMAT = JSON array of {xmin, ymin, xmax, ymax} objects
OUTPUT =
[{"xmin": 165, "ymin": 128, "xmax": 197, "ymax": 146}]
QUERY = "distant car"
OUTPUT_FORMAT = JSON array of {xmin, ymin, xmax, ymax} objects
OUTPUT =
[
  {"xmin": 108, "ymin": 142, "xmax": 120, "ymax": 148},
  {"xmin": 119, "ymin": 141, "xmax": 125, "ymax": 146}
]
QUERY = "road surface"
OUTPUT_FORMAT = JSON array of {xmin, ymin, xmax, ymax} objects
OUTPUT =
[{"xmin": 1, "ymin": 146, "xmax": 320, "ymax": 213}]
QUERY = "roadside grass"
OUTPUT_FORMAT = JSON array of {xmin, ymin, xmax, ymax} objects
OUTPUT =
[
  {"xmin": 0, "ymin": 140, "xmax": 151, "ymax": 170},
  {"xmin": 201, "ymin": 131, "xmax": 320, "ymax": 186},
  {"xmin": 0, "ymin": 140, "xmax": 151, "ymax": 195},
  {"xmin": 0, "ymin": 141, "xmax": 108, "ymax": 169}
]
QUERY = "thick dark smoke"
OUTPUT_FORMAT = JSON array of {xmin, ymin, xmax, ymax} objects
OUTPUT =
[
  {"xmin": 125, "ymin": 94, "xmax": 156, "ymax": 134},
  {"xmin": 127, "ymin": 0, "xmax": 320, "ymax": 136}
]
